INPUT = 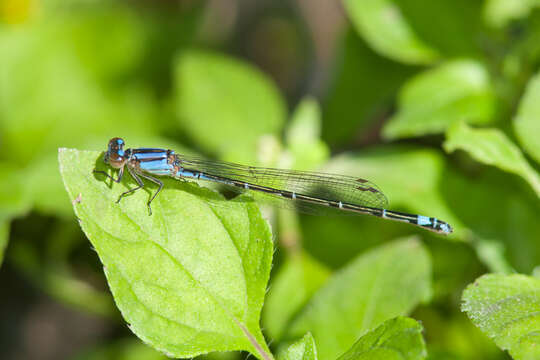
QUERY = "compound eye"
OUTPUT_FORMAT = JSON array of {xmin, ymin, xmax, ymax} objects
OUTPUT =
[
  {"xmin": 105, "ymin": 137, "xmax": 127, "ymax": 168},
  {"xmin": 108, "ymin": 137, "xmax": 125, "ymax": 150}
]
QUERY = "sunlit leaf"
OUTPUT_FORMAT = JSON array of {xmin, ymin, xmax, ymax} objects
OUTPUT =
[
  {"xmin": 337, "ymin": 317, "xmax": 426, "ymax": 360},
  {"xmin": 48, "ymin": 4, "xmax": 145, "ymax": 81},
  {"xmin": 342, "ymin": 0, "xmax": 438, "ymax": 64},
  {"xmin": 444, "ymin": 121, "xmax": 540, "ymax": 197},
  {"xmin": 0, "ymin": 19, "xmax": 158, "ymax": 165},
  {"xmin": 514, "ymin": 71, "xmax": 540, "ymax": 165},
  {"xmin": 0, "ymin": 162, "xmax": 31, "ymax": 218},
  {"xmin": 383, "ymin": 60, "xmax": 495, "ymax": 139},
  {"xmin": 462, "ymin": 274, "xmax": 540, "ymax": 360},
  {"xmin": 483, "ymin": 0, "xmax": 540, "ymax": 28},
  {"xmin": 263, "ymin": 252, "xmax": 330, "ymax": 341},
  {"xmin": 286, "ymin": 238, "xmax": 431, "ymax": 359},
  {"xmin": 278, "ymin": 333, "xmax": 317, "ymax": 360},
  {"xmin": 174, "ymin": 50, "xmax": 286, "ymax": 164},
  {"xmin": 284, "ymin": 97, "xmax": 329, "ymax": 171},
  {"xmin": 59, "ymin": 148, "xmax": 273, "ymax": 359}
]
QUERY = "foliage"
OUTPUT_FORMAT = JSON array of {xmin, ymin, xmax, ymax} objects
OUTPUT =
[
  {"xmin": 1, "ymin": 0, "xmax": 540, "ymax": 359},
  {"xmin": 462, "ymin": 274, "xmax": 540, "ymax": 360},
  {"xmin": 336, "ymin": 317, "xmax": 427, "ymax": 360}
]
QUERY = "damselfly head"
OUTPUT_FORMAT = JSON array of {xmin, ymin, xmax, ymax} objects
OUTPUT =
[{"xmin": 105, "ymin": 137, "xmax": 127, "ymax": 168}]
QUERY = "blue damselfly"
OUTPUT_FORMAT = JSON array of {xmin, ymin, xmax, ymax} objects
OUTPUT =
[{"xmin": 94, "ymin": 138, "xmax": 453, "ymax": 234}]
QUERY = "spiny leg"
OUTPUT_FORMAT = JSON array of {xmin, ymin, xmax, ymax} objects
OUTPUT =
[
  {"xmin": 93, "ymin": 167, "xmax": 124, "ymax": 183},
  {"xmin": 116, "ymin": 166, "xmax": 145, "ymax": 204},
  {"xmin": 137, "ymin": 173, "xmax": 163, "ymax": 215}
]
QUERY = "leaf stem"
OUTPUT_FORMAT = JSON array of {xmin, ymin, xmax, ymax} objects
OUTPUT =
[{"xmin": 236, "ymin": 321, "xmax": 274, "ymax": 360}]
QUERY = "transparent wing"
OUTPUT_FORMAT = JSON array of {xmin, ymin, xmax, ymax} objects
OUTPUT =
[{"xmin": 177, "ymin": 155, "xmax": 388, "ymax": 210}]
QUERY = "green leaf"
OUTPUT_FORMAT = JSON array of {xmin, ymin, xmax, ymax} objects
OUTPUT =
[
  {"xmin": 57, "ymin": 6, "xmax": 145, "ymax": 81},
  {"xmin": 278, "ymin": 333, "xmax": 317, "ymax": 360},
  {"xmin": 174, "ymin": 50, "xmax": 286, "ymax": 163},
  {"xmin": 514, "ymin": 71, "xmax": 540, "ymax": 165},
  {"xmin": 483, "ymin": 0, "xmax": 540, "ymax": 28},
  {"xmin": 342, "ymin": 0, "xmax": 438, "ymax": 64},
  {"xmin": 286, "ymin": 238, "xmax": 432, "ymax": 360},
  {"xmin": 0, "ymin": 19, "xmax": 160, "ymax": 216},
  {"xmin": 284, "ymin": 97, "xmax": 329, "ymax": 171},
  {"xmin": 394, "ymin": 1, "xmax": 483, "ymax": 58},
  {"xmin": 0, "ymin": 23, "xmax": 158, "ymax": 165},
  {"xmin": 383, "ymin": 60, "xmax": 495, "ymax": 139},
  {"xmin": 58, "ymin": 148, "xmax": 274, "ymax": 359},
  {"xmin": 0, "ymin": 162, "xmax": 31, "ymax": 219},
  {"xmin": 337, "ymin": 317, "xmax": 427, "ymax": 360},
  {"xmin": 444, "ymin": 121, "xmax": 540, "ymax": 197},
  {"xmin": 262, "ymin": 252, "xmax": 331, "ymax": 341},
  {"xmin": 462, "ymin": 274, "xmax": 540, "ymax": 360}
]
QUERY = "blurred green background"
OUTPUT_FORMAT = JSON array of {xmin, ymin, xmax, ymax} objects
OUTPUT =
[{"xmin": 1, "ymin": 0, "xmax": 540, "ymax": 359}]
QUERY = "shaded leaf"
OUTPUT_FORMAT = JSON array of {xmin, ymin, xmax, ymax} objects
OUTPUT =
[
  {"xmin": 383, "ymin": 60, "xmax": 495, "ymax": 139},
  {"xmin": 278, "ymin": 333, "xmax": 317, "ymax": 360},
  {"xmin": 286, "ymin": 238, "xmax": 432, "ymax": 359},
  {"xmin": 337, "ymin": 317, "xmax": 426, "ymax": 360},
  {"xmin": 323, "ymin": 29, "xmax": 413, "ymax": 146},
  {"xmin": 444, "ymin": 121, "xmax": 540, "ymax": 197},
  {"xmin": 59, "ymin": 148, "xmax": 273, "ymax": 359},
  {"xmin": 263, "ymin": 252, "xmax": 331, "ymax": 341},
  {"xmin": 174, "ymin": 50, "xmax": 286, "ymax": 163},
  {"xmin": 396, "ymin": 0, "xmax": 483, "ymax": 57},
  {"xmin": 0, "ymin": 163, "xmax": 31, "ymax": 266},
  {"xmin": 514, "ymin": 71, "xmax": 540, "ymax": 165},
  {"xmin": 342, "ymin": 0, "xmax": 438, "ymax": 64},
  {"xmin": 462, "ymin": 274, "xmax": 540, "ymax": 360},
  {"xmin": 72, "ymin": 338, "xmax": 166, "ymax": 360},
  {"xmin": 0, "ymin": 220, "xmax": 8, "ymax": 266}
]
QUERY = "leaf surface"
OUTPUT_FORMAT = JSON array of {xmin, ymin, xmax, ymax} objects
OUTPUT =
[
  {"xmin": 174, "ymin": 50, "xmax": 286, "ymax": 163},
  {"xmin": 462, "ymin": 274, "xmax": 540, "ymax": 360},
  {"xmin": 286, "ymin": 238, "xmax": 431, "ymax": 359},
  {"xmin": 383, "ymin": 60, "xmax": 494, "ymax": 139},
  {"xmin": 514, "ymin": 72, "xmax": 540, "ymax": 165},
  {"xmin": 278, "ymin": 333, "xmax": 317, "ymax": 360},
  {"xmin": 444, "ymin": 121, "xmax": 540, "ymax": 197},
  {"xmin": 337, "ymin": 317, "xmax": 426, "ymax": 360},
  {"xmin": 263, "ymin": 252, "xmax": 330, "ymax": 341},
  {"xmin": 343, "ymin": 0, "xmax": 438, "ymax": 64},
  {"xmin": 59, "ymin": 148, "xmax": 274, "ymax": 359}
]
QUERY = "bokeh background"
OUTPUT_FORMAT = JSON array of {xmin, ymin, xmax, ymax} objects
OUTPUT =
[{"xmin": 1, "ymin": 0, "xmax": 540, "ymax": 359}]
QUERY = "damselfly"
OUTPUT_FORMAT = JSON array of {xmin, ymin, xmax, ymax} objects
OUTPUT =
[{"xmin": 94, "ymin": 138, "xmax": 453, "ymax": 234}]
